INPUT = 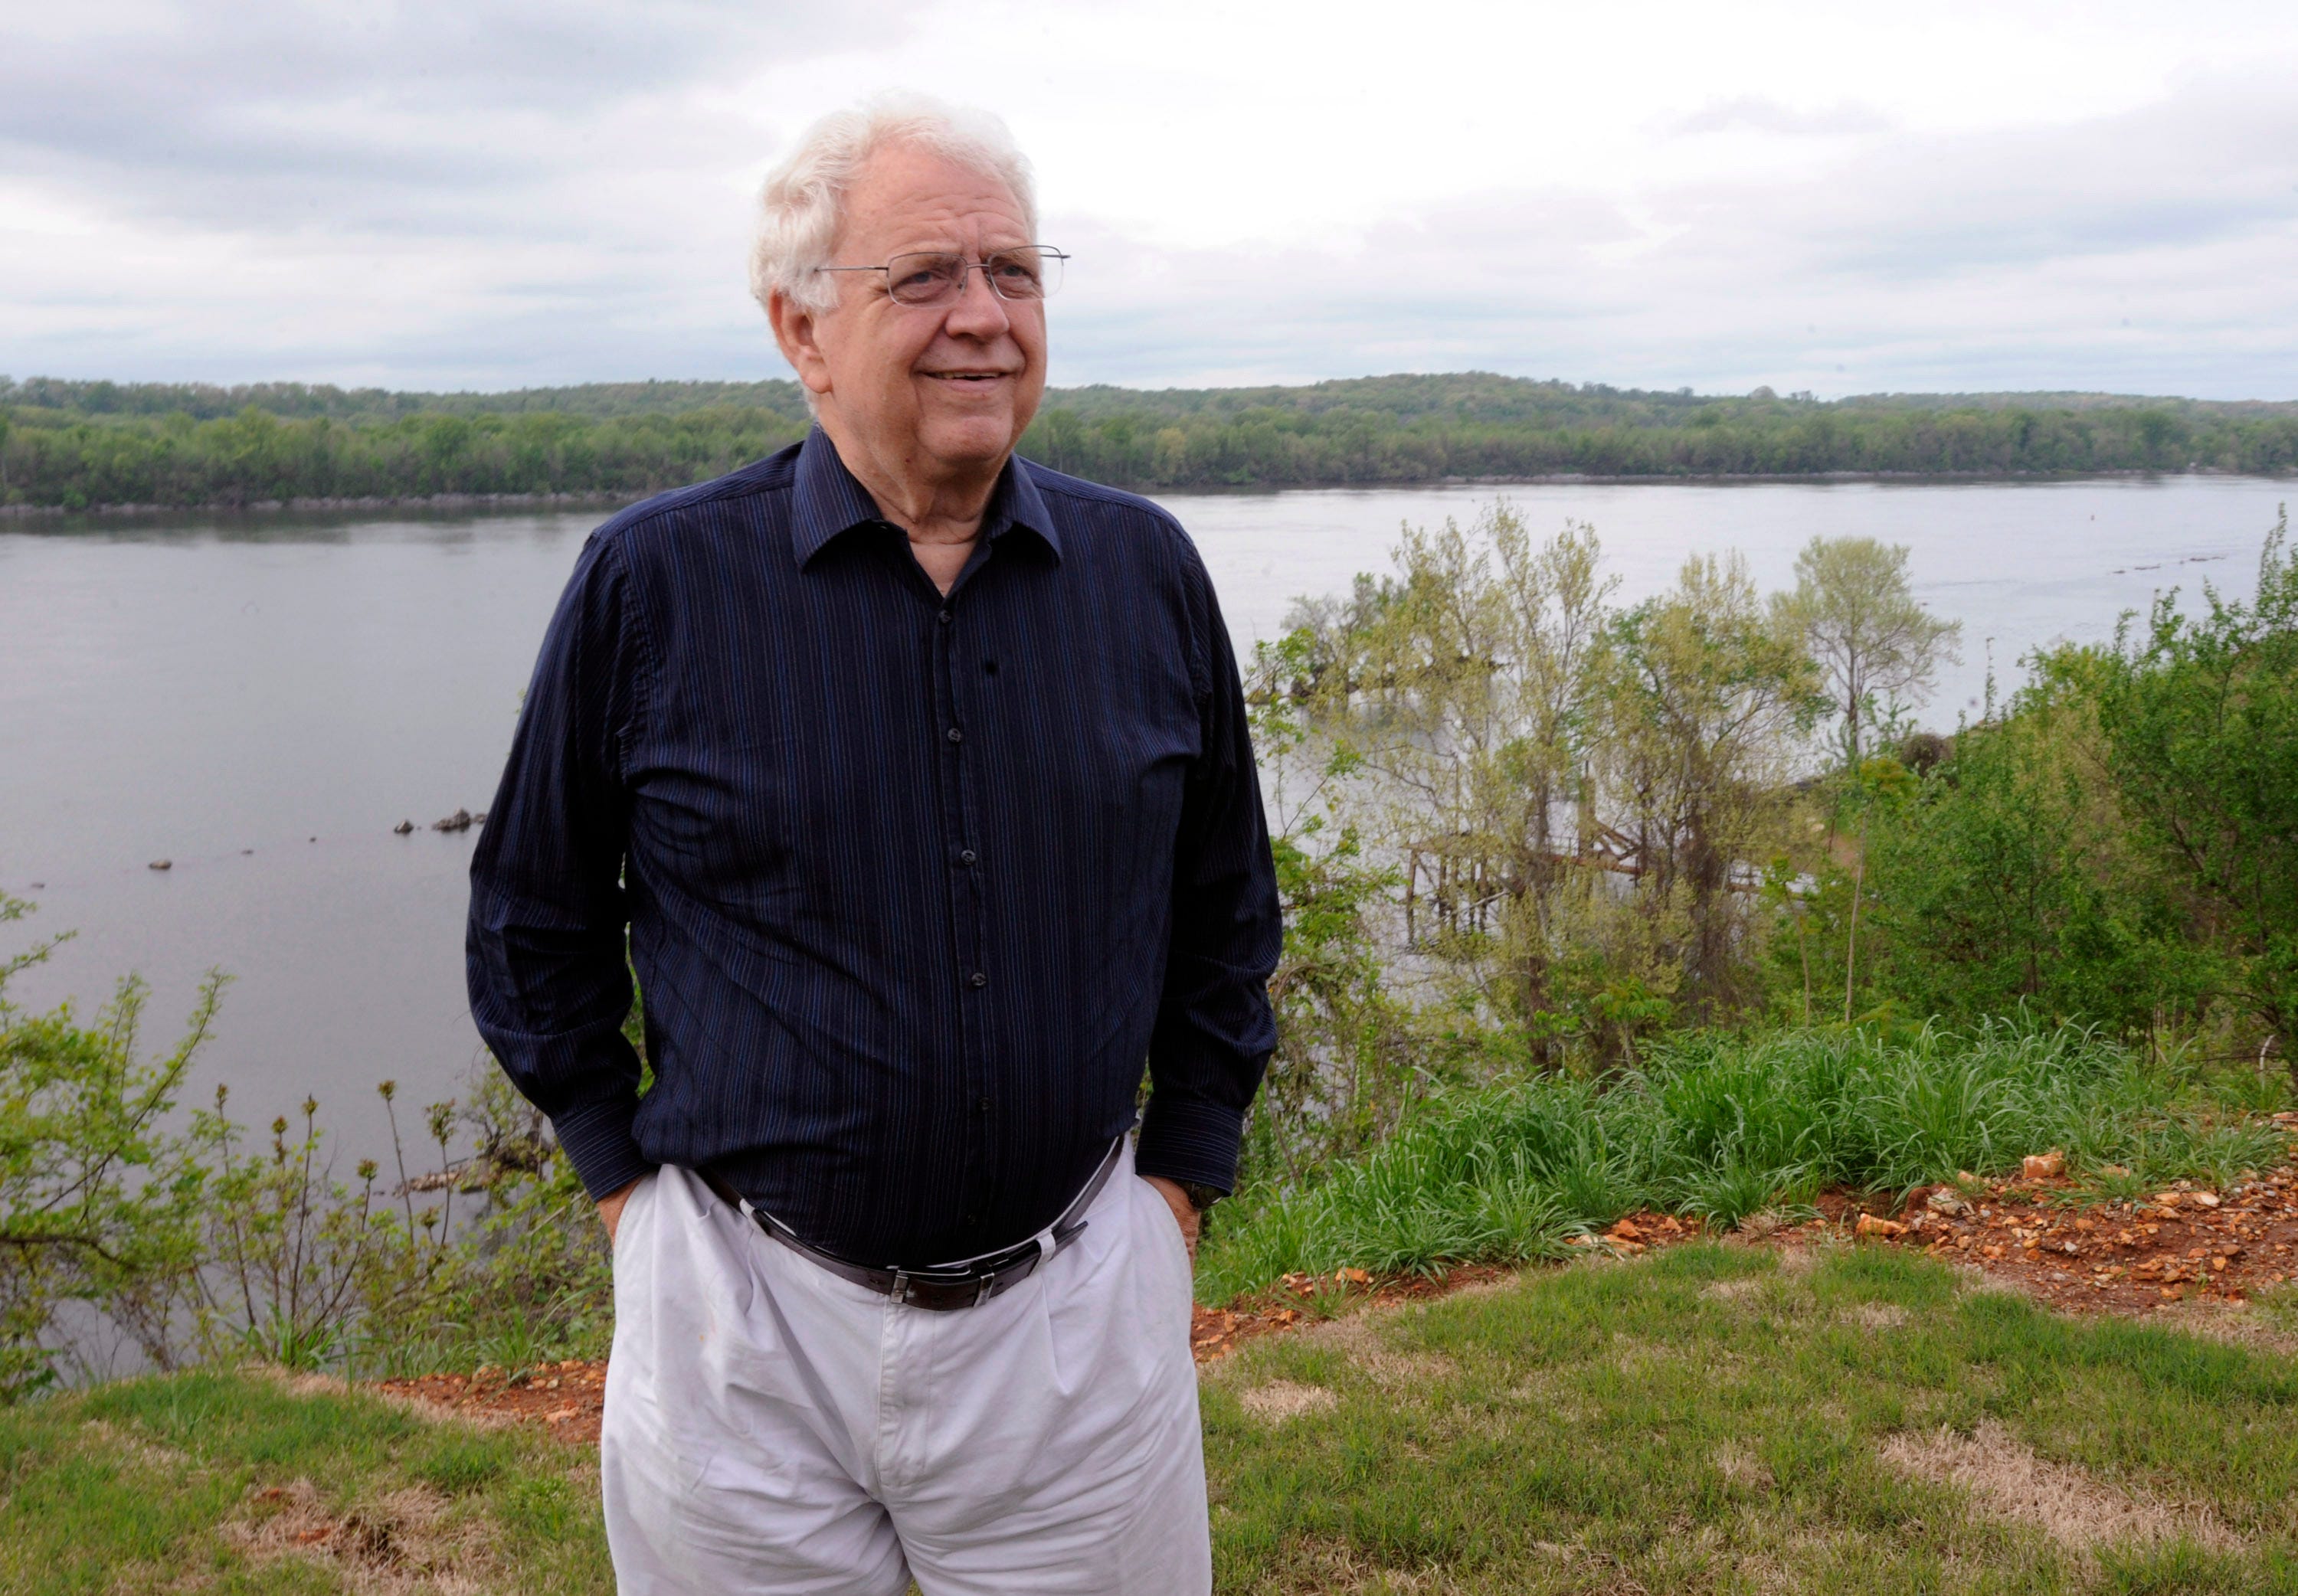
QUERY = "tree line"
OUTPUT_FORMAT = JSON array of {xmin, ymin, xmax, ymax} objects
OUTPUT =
[
  {"xmin": 5, "ymin": 372, "xmax": 2294, "ymax": 510},
  {"xmin": 0, "ymin": 406, "xmax": 810, "ymax": 511}
]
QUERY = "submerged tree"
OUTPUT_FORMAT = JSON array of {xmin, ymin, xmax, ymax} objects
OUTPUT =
[
  {"xmin": 1271, "ymin": 507, "xmax": 1828, "ymax": 1068},
  {"xmin": 1596, "ymin": 554, "xmax": 1826, "ymax": 1023},
  {"xmin": 1298, "ymin": 505, "xmax": 1621, "ymax": 1065}
]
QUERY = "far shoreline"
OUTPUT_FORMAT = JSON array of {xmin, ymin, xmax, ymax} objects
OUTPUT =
[{"xmin": 3, "ymin": 465, "xmax": 2291, "ymax": 522}]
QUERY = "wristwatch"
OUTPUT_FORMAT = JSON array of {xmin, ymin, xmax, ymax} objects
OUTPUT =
[{"xmin": 1178, "ymin": 1181, "xmax": 1225, "ymax": 1213}]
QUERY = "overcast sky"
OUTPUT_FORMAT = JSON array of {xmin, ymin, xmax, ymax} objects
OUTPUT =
[{"xmin": 5, "ymin": 0, "xmax": 2296, "ymax": 398}]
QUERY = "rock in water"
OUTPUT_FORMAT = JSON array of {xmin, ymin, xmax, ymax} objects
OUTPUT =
[
  {"xmin": 148, "ymin": 859, "xmax": 172, "ymax": 871},
  {"xmin": 394, "ymin": 819, "xmax": 415, "ymax": 835},
  {"xmin": 432, "ymin": 808, "xmax": 475, "ymax": 833}
]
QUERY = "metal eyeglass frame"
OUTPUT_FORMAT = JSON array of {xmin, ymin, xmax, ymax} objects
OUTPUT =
[{"xmin": 815, "ymin": 245, "xmax": 1069, "ymax": 306}]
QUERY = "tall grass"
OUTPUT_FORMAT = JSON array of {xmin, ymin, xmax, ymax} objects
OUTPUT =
[{"xmin": 1196, "ymin": 1019, "xmax": 2287, "ymax": 1300}]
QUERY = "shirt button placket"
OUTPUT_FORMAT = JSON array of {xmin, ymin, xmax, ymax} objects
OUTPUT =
[{"xmin": 938, "ymin": 595, "xmax": 989, "ymax": 1232}]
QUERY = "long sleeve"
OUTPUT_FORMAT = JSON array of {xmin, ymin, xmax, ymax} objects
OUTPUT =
[
  {"xmin": 1135, "ymin": 551, "xmax": 1282, "ymax": 1194},
  {"xmin": 466, "ymin": 531, "xmax": 654, "ymax": 1201}
]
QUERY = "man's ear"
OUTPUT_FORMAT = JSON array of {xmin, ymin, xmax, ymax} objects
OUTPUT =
[{"xmin": 768, "ymin": 290, "xmax": 834, "ymax": 401}]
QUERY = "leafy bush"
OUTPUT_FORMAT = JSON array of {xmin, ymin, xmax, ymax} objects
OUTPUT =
[{"xmin": 0, "ymin": 894, "xmax": 611, "ymax": 1400}]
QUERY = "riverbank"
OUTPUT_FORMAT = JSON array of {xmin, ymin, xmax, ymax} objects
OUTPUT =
[
  {"xmin": 4, "ymin": 466, "xmax": 2288, "ymax": 521},
  {"xmin": 0, "ymin": 489, "xmax": 630, "ymax": 519}
]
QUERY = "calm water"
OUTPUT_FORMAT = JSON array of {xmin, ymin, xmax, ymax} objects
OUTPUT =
[{"xmin": 2, "ymin": 475, "xmax": 2286, "ymax": 1159}]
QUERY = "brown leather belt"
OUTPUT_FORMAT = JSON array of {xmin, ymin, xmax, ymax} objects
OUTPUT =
[{"xmin": 694, "ymin": 1136, "xmax": 1124, "ymax": 1313}]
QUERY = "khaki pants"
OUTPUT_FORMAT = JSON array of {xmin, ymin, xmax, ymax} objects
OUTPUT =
[{"xmin": 600, "ymin": 1143, "xmax": 1210, "ymax": 1594}]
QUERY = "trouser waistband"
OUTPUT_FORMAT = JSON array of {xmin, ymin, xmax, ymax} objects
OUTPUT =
[{"xmin": 693, "ymin": 1136, "xmax": 1125, "ymax": 1312}]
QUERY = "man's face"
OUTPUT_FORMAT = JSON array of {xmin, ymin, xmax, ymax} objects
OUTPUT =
[{"xmin": 782, "ymin": 142, "xmax": 1046, "ymax": 482}]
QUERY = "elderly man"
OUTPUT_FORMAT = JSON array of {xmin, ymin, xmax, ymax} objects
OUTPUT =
[{"xmin": 466, "ymin": 96, "xmax": 1279, "ymax": 1594}]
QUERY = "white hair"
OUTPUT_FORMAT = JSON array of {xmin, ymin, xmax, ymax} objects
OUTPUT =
[{"xmin": 749, "ymin": 93, "xmax": 1037, "ymax": 318}]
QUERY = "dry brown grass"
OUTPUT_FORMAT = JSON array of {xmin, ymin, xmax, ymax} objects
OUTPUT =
[
  {"xmin": 1711, "ymin": 1440, "xmax": 1776, "ymax": 1490},
  {"xmin": 1304, "ymin": 1313, "xmax": 1461, "ymax": 1387},
  {"xmin": 1877, "ymin": 1421, "xmax": 2238, "ymax": 1553},
  {"xmin": 1237, "ymin": 1380, "xmax": 1340, "ymax": 1424},
  {"xmin": 1844, "ymin": 1303, "xmax": 1909, "ymax": 1330},
  {"xmin": 224, "ymin": 1477, "xmax": 499, "ymax": 1594}
]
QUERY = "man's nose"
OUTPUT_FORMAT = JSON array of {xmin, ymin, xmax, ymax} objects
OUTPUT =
[{"xmin": 941, "ymin": 264, "xmax": 1013, "ymax": 338}]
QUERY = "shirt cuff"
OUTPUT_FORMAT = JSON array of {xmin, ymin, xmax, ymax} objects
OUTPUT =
[
  {"xmin": 1135, "ymin": 1093, "xmax": 1245, "ymax": 1195},
  {"xmin": 551, "ymin": 1094, "xmax": 656, "ymax": 1201}
]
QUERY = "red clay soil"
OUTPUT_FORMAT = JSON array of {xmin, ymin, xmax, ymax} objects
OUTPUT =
[
  {"xmin": 379, "ymin": 1359, "xmax": 611, "ymax": 1446},
  {"xmin": 376, "ymin": 1115, "xmax": 2298, "ymax": 1446},
  {"xmin": 1813, "ymin": 1111, "xmax": 2298, "ymax": 1316}
]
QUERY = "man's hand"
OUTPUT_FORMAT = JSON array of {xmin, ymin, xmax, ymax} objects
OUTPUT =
[
  {"xmin": 597, "ymin": 1176, "xmax": 643, "ymax": 1246},
  {"xmin": 1141, "ymin": 1175, "xmax": 1200, "ymax": 1267}
]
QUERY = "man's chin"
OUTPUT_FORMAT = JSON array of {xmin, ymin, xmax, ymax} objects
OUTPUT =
[{"xmin": 915, "ymin": 414, "xmax": 1022, "ymax": 473}]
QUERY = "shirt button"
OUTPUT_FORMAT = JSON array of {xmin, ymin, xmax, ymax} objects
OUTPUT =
[
  {"xmin": 958, "ymin": 849, "xmax": 977, "ymax": 866},
  {"xmin": 976, "ymin": 1097, "xmax": 991, "ymax": 1112},
  {"xmin": 938, "ymin": 609, "xmax": 952, "ymax": 625},
  {"xmin": 946, "ymin": 726, "xmax": 964, "ymax": 744},
  {"xmin": 969, "ymin": 970, "xmax": 987, "ymax": 988}
]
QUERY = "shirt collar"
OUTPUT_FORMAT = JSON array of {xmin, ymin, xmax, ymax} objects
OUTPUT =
[{"xmin": 789, "ymin": 426, "xmax": 1062, "ymax": 569}]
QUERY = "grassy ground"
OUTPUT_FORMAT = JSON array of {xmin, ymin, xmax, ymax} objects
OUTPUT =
[
  {"xmin": 1206, "ymin": 1243, "xmax": 2298, "ymax": 1594},
  {"xmin": 8, "ymin": 1244, "xmax": 2298, "ymax": 1594},
  {"xmin": 0, "ymin": 1367, "xmax": 611, "ymax": 1593}
]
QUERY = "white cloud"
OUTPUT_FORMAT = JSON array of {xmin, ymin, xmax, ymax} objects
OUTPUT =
[
  {"xmin": 1669, "ymin": 100, "xmax": 1894, "ymax": 139},
  {"xmin": 2, "ymin": 0, "xmax": 2296, "ymax": 397}
]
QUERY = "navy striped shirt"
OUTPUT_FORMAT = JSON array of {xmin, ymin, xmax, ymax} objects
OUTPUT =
[{"xmin": 466, "ymin": 428, "xmax": 1280, "ymax": 1266}]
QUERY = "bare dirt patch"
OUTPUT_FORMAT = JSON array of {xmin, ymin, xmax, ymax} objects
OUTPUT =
[
  {"xmin": 375, "ymin": 1359, "xmax": 608, "ymax": 1447},
  {"xmin": 1878, "ymin": 1421, "xmax": 2236, "ymax": 1552}
]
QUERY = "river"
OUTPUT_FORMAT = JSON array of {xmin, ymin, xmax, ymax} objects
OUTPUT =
[{"xmin": 1, "ymin": 474, "xmax": 2286, "ymax": 1161}]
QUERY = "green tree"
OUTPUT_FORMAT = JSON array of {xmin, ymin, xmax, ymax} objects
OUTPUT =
[{"xmin": 1773, "ymin": 536, "xmax": 1960, "ymax": 768}]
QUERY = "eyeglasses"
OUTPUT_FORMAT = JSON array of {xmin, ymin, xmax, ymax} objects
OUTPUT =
[{"xmin": 817, "ymin": 245, "xmax": 1068, "ymax": 307}]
